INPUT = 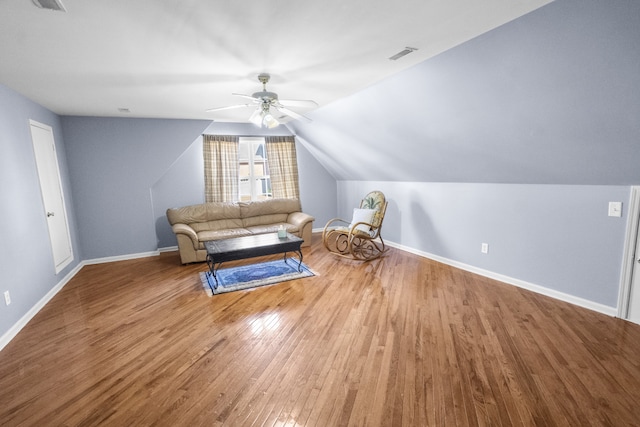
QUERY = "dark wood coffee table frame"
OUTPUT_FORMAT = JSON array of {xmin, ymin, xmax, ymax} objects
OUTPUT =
[{"xmin": 204, "ymin": 232, "xmax": 304, "ymax": 291}]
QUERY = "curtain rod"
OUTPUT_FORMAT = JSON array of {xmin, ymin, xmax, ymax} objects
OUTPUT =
[{"xmin": 202, "ymin": 134, "xmax": 296, "ymax": 138}]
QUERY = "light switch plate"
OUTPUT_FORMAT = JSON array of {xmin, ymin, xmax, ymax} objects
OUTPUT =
[{"xmin": 608, "ymin": 202, "xmax": 622, "ymax": 217}]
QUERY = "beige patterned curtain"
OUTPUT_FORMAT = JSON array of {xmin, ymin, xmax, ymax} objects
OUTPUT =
[
  {"xmin": 265, "ymin": 136, "xmax": 300, "ymax": 200},
  {"xmin": 203, "ymin": 135, "xmax": 239, "ymax": 202}
]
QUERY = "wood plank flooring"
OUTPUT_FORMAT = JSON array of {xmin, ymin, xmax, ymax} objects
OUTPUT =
[{"xmin": 1, "ymin": 234, "xmax": 640, "ymax": 426}]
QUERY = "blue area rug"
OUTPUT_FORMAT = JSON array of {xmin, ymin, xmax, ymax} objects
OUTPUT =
[{"xmin": 199, "ymin": 257, "xmax": 316, "ymax": 296}]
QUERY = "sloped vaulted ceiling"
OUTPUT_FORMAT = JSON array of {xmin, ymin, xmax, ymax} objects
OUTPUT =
[
  {"xmin": 0, "ymin": 0, "xmax": 552, "ymax": 119},
  {"xmin": 288, "ymin": 0, "xmax": 640, "ymax": 185}
]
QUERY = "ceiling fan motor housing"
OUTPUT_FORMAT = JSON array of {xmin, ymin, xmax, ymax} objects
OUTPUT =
[
  {"xmin": 253, "ymin": 91, "xmax": 278, "ymax": 102},
  {"xmin": 254, "ymin": 73, "xmax": 279, "ymax": 102}
]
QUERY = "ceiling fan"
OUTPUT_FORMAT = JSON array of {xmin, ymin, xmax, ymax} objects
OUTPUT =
[{"xmin": 206, "ymin": 73, "xmax": 318, "ymax": 128}]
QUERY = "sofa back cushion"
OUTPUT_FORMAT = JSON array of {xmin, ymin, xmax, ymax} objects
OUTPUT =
[
  {"xmin": 240, "ymin": 198, "xmax": 301, "ymax": 227},
  {"xmin": 166, "ymin": 202, "xmax": 244, "ymax": 231},
  {"xmin": 167, "ymin": 198, "xmax": 303, "ymax": 231}
]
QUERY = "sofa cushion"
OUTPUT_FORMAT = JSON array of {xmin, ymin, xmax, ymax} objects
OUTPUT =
[
  {"xmin": 245, "ymin": 223, "xmax": 298, "ymax": 236},
  {"xmin": 243, "ymin": 213, "xmax": 289, "ymax": 228},
  {"xmin": 240, "ymin": 198, "xmax": 301, "ymax": 228},
  {"xmin": 191, "ymin": 218, "xmax": 244, "ymax": 233},
  {"xmin": 196, "ymin": 228, "xmax": 252, "ymax": 249},
  {"xmin": 240, "ymin": 198, "xmax": 301, "ymax": 218},
  {"xmin": 166, "ymin": 202, "xmax": 241, "ymax": 225}
]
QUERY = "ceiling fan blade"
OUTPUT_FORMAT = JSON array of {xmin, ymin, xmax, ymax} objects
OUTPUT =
[
  {"xmin": 232, "ymin": 93, "xmax": 261, "ymax": 102},
  {"xmin": 274, "ymin": 105, "xmax": 312, "ymax": 122},
  {"xmin": 278, "ymin": 99, "xmax": 318, "ymax": 108},
  {"xmin": 248, "ymin": 108, "xmax": 263, "ymax": 126},
  {"xmin": 206, "ymin": 104, "xmax": 251, "ymax": 113}
]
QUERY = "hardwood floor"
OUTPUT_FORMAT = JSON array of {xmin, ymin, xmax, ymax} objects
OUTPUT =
[{"xmin": 1, "ymin": 234, "xmax": 640, "ymax": 426}]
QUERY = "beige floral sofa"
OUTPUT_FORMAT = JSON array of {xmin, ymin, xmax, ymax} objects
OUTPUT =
[{"xmin": 166, "ymin": 198, "xmax": 314, "ymax": 264}]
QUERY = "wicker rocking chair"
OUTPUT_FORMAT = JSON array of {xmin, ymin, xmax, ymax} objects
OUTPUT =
[{"xmin": 322, "ymin": 190, "xmax": 388, "ymax": 260}]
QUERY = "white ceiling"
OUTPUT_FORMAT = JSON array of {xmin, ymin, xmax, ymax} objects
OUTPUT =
[{"xmin": 0, "ymin": 0, "xmax": 553, "ymax": 121}]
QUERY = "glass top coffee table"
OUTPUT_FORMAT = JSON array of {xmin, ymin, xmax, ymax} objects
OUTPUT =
[{"xmin": 204, "ymin": 232, "xmax": 304, "ymax": 291}]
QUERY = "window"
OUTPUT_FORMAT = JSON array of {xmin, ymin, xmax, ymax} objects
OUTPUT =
[
  {"xmin": 238, "ymin": 137, "xmax": 272, "ymax": 201},
  {"xmin": 203, "ymin": 134, "xmax": 299, "ymax": 203}
]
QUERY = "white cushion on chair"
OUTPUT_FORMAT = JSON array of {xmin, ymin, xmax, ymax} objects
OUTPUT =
[{"xmin": 350, "ymin": 208, "xmax": 376, "ymax": 233}]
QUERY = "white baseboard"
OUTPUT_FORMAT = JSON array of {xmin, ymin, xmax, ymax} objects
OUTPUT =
[
  {"xmin": 386, "ymin": 241, "xmax": 617, "ymax": 317},
  {"xmin": 84, "ymin": 250, "xmax": 160, "ymax": 265},
  {"xmin": 0, "ymin": 249, "xmax": 165, "ymax": 352},
  {"xmin": 0, "ymin": 262, "xmax": 84, "ymax": 352}
]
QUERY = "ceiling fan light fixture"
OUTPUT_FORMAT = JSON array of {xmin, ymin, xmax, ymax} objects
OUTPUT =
[
  {"xmin": 249, "ymin": 104, "xmax": 280, "ymax": 129},
  {"xmin": 263, "ymin": 113, "xmax": 279, "ymax": 129},
  {"xmin": 249, "ymin": 109, "xmax": 263, "ymax": 127}
]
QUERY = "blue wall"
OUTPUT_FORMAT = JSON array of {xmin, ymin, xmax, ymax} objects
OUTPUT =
[
  {"xmin": 0, "ymin": 84, "xmax": 81, "ymax": 341},
  {"xmin": 61, "ymin": 116, "xmax": 211, "ymax": 260},
  {"xmin": 61, "ymin": 118, "xmax": 336, "ymax": 258},
  {"xmin": 288, "ymin": 0, "xmax": 640, "ymax": 311},
  {"xmin": 290, "ymin": 0, "xmax": 640, "ymax": 184},
  {"xmin": 338, "ymin": 181, "xmax": 629, "ymax": 310}
]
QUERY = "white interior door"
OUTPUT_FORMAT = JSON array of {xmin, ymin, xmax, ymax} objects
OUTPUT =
[{"xmin": 30, "ymin": 120, "xmax": 73, "ymax": 273}]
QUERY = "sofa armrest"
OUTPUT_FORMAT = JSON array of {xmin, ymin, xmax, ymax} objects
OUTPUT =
[
  {"xmin": 287, "ymin": 211, "xmax": 315, "ymax": 228},
  {"xmin": 172, "ymin": 223, "xmax": 199, "ymax": 248}
]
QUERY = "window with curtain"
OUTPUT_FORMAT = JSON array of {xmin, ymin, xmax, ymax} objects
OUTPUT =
[
  {"xmin": 265, "ymin": 135, "xmax": 300, "ymax": 200},
  {"xmin": 203, "ymin": 134, "xmax": 239, "ymax": 202},
  {"xmin": 203, "ymin": 134, "xmax": 300, "ymax": 202}
]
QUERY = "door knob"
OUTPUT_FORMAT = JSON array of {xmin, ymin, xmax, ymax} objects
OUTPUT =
[{"xmin": 47, "ymin": 212, "xmax": 55, "ymax": 217}]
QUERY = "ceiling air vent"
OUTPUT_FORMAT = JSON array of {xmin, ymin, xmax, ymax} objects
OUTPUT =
[
  {"xmin": 32, "ymin": 0, "xmax": 67, "ymax": 12},
  {"xmin": 389, "ymin": 47, "xmax": 417, "ymax": 61}
]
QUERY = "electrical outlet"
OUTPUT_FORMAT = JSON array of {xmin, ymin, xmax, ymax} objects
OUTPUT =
[
  {"xmin": 481, "ymin": 243, "xmax": 489, "ymax": 254},
  {"xmin": 608, "ymin": 202, "xmax": 622, "ymax": 217},
  {"xmin": 4, "ymin": 291, "xmax": 10, "ymax": 306}
]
